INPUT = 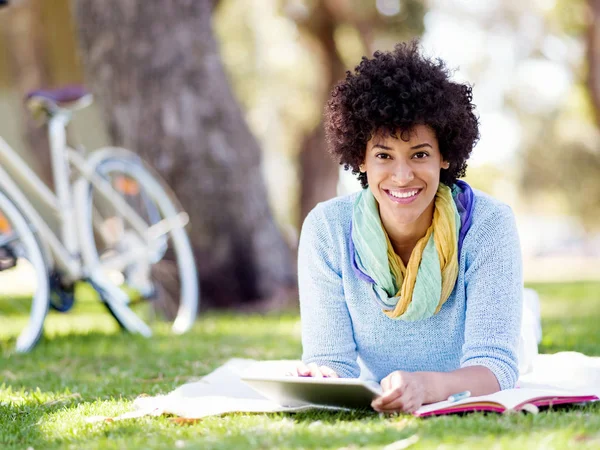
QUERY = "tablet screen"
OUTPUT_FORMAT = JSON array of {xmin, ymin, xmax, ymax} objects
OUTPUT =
[{"xmin": 241, "ymin": 376, "xmax": 382, "ymax": 409}]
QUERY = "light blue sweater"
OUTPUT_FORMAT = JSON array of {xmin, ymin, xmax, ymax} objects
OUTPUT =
[{"xmin": 298, "ymin": 189, "xmax": 523, "ymax": 390}]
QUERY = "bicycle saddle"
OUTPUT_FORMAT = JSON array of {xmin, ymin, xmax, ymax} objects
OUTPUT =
[{"xmin": 25, "ymin": 85, "xmax": 93, "ymax": 116}]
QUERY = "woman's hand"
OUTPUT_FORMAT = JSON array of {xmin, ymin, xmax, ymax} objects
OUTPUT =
[
  {"xmin": 295, "ymin": 362, "xmax": 339, "ymax": 378},
  {"xmin": 371, "ymin": 370, "xmax": 426, "ymax": 413}
]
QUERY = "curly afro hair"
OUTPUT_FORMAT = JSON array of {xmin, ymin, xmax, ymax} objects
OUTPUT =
[{"xmin": 324, "ymin": 41, "xmax": 479, "ymax": 188}]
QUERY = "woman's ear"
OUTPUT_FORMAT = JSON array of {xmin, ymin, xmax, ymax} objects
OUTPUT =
[
  {"xmin": 441, "ymin": 161, "xmax": 450, "ymax": 170},
  {"xmin": 359, "ymin": 163, "xmax": 366, "ymax": 173}
]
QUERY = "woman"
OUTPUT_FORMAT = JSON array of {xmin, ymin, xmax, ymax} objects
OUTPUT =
[{"xmin": 296, "ymin": 42, "xmax": 523, "ymax": 414}]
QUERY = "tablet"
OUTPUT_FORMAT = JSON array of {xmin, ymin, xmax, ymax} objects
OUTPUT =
[{"xmin": 241, "ymin": 375, "xmax": 383, "ymax": 409}]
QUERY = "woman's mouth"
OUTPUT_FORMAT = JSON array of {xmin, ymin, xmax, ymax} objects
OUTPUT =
[{"xmin": 384, "ymin": 188, "xmax": 422, "ymax": 204}]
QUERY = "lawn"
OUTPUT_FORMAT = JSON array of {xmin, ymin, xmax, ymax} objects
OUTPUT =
[{"xmin": 1, "ymin": 281, "xmax": 600, "ymax": 449}]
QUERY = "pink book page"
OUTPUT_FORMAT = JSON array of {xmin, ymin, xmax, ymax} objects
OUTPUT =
[
  {"xmin": 414, "ymin": 389, "xmax": 598, "ymax": 418},
  {"xmin": 416, "ymin": 404, "xmax": 505, "ymax": 417}
]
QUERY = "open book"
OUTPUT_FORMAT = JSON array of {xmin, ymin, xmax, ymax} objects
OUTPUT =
[{"xmin": 414, "ymin": 388, "xmax": 598, "ymax": 417}]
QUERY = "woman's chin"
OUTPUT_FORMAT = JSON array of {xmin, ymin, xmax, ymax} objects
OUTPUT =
[{"xmin": 385, "ymin": 210, "xmax": 422, "ymax": 226}]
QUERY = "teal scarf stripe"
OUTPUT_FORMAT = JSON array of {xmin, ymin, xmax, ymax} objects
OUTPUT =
[{"xmin": 352, "ymin": 189, "xmax": 397, "ymax": 295}]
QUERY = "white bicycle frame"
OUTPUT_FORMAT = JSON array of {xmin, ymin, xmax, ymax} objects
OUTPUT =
[{"xmin": 0, "ymin": 107, "xmax": 187, "ymax": 284}]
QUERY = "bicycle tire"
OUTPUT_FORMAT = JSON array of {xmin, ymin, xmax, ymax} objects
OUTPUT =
[
  {"xmin": 75, "ymin": 152, "xmax": 198, "ymax": 334},
  {"xmin": 0, "ymin": 190, "xmax": 50, "ymax": 353}
]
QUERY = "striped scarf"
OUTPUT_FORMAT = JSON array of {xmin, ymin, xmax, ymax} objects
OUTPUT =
[{"xmin": 350, "ymin": 181, "xmax": 474, "ymax": 321}]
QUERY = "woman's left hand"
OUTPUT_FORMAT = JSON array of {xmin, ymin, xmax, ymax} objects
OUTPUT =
[{"xmin": 371, "ymin": 370, "xmax": 426, "ymax": 413}]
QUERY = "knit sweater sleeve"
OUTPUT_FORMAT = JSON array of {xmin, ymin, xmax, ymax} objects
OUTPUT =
[
  {"xmin": 298, "ymin": 205, "xmax": 360, "ymax": 378},
  {"xmin": 460, "ymin": 203, "xmax": 523, "ymax": 390}
]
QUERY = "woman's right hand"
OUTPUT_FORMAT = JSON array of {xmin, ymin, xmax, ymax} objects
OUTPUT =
[{"xmin": 295, "ymin": 362, "xmax": 339, "ymax": 378}]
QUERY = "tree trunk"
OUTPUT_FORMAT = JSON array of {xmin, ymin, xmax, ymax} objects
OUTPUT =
[
  {"xmin": 298, "ymin": 2, "xmax": 348, "ymax": 226},
  {"xmin": 299, "ymin": 123, "xmax": 340, "ymax": 224},
  {"xmin": 73, "ymin": 0, "xmax": 295, "ymax": 309},
  {"xmin": 588, "ymin": 0, "xmax": 600, "ymax": 128},
  {"xmin": 0, "ymin": 0, "xmax": 52, "ymax": 186}
]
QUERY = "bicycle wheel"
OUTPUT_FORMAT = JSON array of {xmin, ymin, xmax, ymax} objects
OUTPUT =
[
  {"xmin": 0, "ymin": 190, "xmax": 50, "ymax": 353},
  {"xmin": 75, "ymin": 153, "xmax": 198, "ymax": 334}
]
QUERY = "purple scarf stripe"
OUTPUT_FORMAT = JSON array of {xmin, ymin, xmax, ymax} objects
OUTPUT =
[{"xmin": 454, "ymin": 180, "xmax": 474, "ymax": 256}]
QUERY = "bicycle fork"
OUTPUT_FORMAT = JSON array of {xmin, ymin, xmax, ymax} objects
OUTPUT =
[
  {"xmin": 87, "ymin": 268, "xmax": 152, "ymax": 337},
  {"xmin": 71, "ymin": 173, "xmax": 153, "ymax": 337}
]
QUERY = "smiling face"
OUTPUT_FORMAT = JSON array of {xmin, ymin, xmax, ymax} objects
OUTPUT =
[{"xmin": 362, "ymin": 125, "xmax": 449, "ymax": 236}]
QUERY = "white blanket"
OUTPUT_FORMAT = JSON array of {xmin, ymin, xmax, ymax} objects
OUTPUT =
[{"xmin": 87, "ymin": 352, "xmax": 600, "ymax": 422}]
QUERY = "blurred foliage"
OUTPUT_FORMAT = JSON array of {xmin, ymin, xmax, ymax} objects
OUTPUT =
[
  {"xmin": 214, "ymin": 0, "xmax": 321, "ymax": 154},
  {"xmin": 548, "ymin": 0, "xmax": 588, "ymax": 36},
  {"xmin": 0, "ymin": 24, "xmax": 8, "ymax": 89},
  {"xmin": 463, "ymin": 163, "xmax": 508, "ymax": 195},
  {"xmin": 521, "ymin": 118, "xmax": 600, "ymax": 231},
  {"xmin": 213, "ymin": 0, "xmax": 425, "ymax": 156},
  {"xmin": 0, "ymin": 0, "xmax": 598, "ymax": 232},
  {"xmin": 448, "ymin": 0, "xmax": 599, "ymax": 230},
  {"xmin": 214, "ymin": 0, "xmax": 425, "ymax": 227},
  {"xmin": 515, "ymin": 0, "xmax": 600, "ymax": 230}
]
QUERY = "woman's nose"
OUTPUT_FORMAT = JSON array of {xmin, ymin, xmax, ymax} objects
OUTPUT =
[{"xmin": 391, "ymin": 161, "xmax": 414, "ymax": 184}]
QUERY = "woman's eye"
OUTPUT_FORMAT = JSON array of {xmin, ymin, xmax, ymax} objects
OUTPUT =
[
  {"xmin": 375, "ymin": 153, "xmax": 391, "ymax": 159},
  {"xmin": 413, "ymin": 152, "xmax": 429, "ymax": 159}
]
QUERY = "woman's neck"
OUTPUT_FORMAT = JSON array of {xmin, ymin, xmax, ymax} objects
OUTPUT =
[{"xmin": 380, "ymin": 201, "xmax": 435, "ymax": 265}]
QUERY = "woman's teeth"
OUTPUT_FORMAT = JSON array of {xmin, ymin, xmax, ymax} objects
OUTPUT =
[{"xmin": 389, "ymin": 189, "xmax": 419, "ymax": 199}]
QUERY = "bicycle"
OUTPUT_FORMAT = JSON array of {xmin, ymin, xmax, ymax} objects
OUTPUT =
[{"xmin": 0, "ymin": 85, "xmax": 199, "ymax": 353}]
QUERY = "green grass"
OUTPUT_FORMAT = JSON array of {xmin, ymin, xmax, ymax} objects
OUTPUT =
[{"xmin": 1, "ymin": 281, "xmax": 600, "ymax": 449}]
